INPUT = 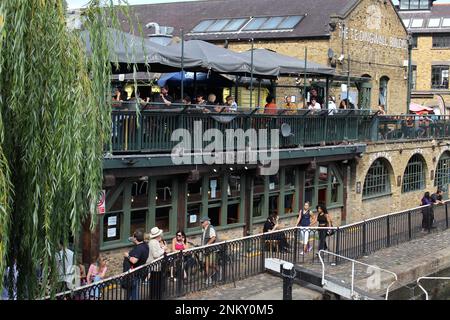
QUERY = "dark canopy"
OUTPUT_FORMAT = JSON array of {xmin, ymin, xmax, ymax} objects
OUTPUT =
[
  {"xmin": 239, "ymin": 48, "xmax": 335, "ymax": 76},
  {"xmin": 81, "ymin": 28, "xmax": 202, "ymax": 73},
  {"xmin": 169, "ymin": 40, "xmax": 279, "ymax": 77}
]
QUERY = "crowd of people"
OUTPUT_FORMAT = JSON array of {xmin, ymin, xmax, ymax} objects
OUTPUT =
[{"xmin": 263, "ymin": 201, "xmax": 334, "ymax": 255}]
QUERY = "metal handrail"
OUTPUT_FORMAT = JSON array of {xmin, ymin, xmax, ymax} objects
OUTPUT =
[
  {"xmin": 416, "ymin": 277, "xmax": 450, "ymax": 300},
  {"xmin": 318, "ymin": 250, "xmax": 398, "ymax": 300}
]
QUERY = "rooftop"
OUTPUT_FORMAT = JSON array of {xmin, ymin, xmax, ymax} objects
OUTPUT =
[
  {"xmin": 120, "ymin": 0, "xmax": 359, "ymax": 41},
  {"xmin": 399, "ymin": 3, "xmax": 450, "ymax": 33}
]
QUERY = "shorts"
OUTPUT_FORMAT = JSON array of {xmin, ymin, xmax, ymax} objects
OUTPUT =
[{"xmin": 299, "ymin": 229, "xmax": 310, "ymax": 244}]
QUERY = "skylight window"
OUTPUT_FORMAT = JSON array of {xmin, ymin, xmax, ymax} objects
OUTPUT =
[
  {"xmin": 192, "ymin": 20, "xmax": 214, "ymax": 33},
  {"xmin": 243, "ymin": 17, "xmax": 267, "ymax": 31},
  {"xmin": 190, "ymin": 15, "xmax": 304, "ymax": 34},
  {"xmin": 222, "ymin": 18, "xmax": 248, "ymax": 31},
  {"xmin": 442, "ymin": 18, "xmax": 450, "ymax": 27},
  {"xmin": 278, "ymin": 16, "xmax": 303, "ymax": 29},
  {"xmin": 428, "ymin": 18, "xmax": 441, "ymax": 28},
  {"xmin": 207, "ymin": 19, "xmax": 231, "ymax": 32},
  {"xmin": 260, "ymin": 16, "xmax": 285, "ymax": 30},
  {"xmin": 402, "ymin": 19, "xmax": 411, "ymax": 27},
  {"xmin": 411, "ymin": 19, "xmax": 424, "ymax": 28}
]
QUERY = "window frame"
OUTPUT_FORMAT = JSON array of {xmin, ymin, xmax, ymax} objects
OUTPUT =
[
  {"xmin": 435, "ymin": 153, "xmax": 450, "ymax": 191},
  {"xmin": 431, "ymin": 65, "xmax": 450, "ymax": 89},
  {"xmin": 363, "ymin": 159, "xmax": 392, "ymax": 200},
  {"xmin": 402, "ymin": 154, "xmax": 426, "ymax": 193}
]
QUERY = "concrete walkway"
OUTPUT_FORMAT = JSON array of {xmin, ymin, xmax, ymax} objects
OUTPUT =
[
  {"xmin": 176, "ymin": 228, "xmax": 450, "ymax": 300},
  {"xmin": 306, "ymin": 228, "xmax": 450, "ymax": 297},
  {"xmin": 175, "ymin": 272, "xmax": 323, "ymax": 300}
]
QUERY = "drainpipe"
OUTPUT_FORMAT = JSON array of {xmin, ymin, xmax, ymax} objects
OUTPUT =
[{"xmin": 407, "ymin": 33, "xmax": 413, "ymax": 115}]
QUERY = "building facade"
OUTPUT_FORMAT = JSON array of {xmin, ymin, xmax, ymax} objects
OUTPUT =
[
  {"xmin": 79, "ymin": 0, "xmax": 450, "ymax": 275},
  {"xmin": 398, "ymin": 0, "xmax": 450, "ymax": 110}
]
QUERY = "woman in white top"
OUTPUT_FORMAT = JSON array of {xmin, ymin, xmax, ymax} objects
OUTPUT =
[
  {"xmin": 146, "ymin": 227, "xmax": 168, "ymax": 264},
  {"xmin": 308, "ymin": 98, "xmax": 321, "ymax": 111}
]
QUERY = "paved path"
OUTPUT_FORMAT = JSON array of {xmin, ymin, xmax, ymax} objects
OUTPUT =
[
  {"xmin": 175, "ymin": 228, "xmax": 450, "ymax": 300},
  {"xmin": 175, "ymin": 272, "xmax": 323, "ymax": 300},
  {"xmin": 306, "ymin": 227, "xmax": 450, "ymax": 297}
]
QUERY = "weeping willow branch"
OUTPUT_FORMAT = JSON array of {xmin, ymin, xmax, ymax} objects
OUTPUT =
[{"xmin": 0, "ymin": 0, "xmax": 140, "ymax": 299}]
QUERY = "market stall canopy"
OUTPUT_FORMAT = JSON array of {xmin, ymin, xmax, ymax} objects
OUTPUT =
[
  {"xmin": 410, "ymin": 103, "xmax": 433, "ymax": 113},
  {"xmin": 239, "ymin": 48, "xmax": 335, "ymax": 76},
  {"xmin": 81, "ymin": 28, "xmax": 203, "ymax": 73},
  {"xmin": 169, "ymin": 40, "xmax": 279, "ymax": 76}
]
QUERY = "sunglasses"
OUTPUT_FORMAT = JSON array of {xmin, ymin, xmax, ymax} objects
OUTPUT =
[{"xmin": 176, "ymin": 234, "xmax": 182, "ymax": 237}]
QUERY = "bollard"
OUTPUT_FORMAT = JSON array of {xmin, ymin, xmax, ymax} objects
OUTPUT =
[{"xmin": 280, "ymin": 263, "xmax": 295, "ymax": 300}]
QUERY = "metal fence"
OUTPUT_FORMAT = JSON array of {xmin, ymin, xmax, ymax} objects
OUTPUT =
[
  {"xmin": 54, "ymin": 202, "xmax": 449, "ymax": 300},
  {"xmin": 109, "ymin": 106, "xmax": 450, "ymax": 154}
]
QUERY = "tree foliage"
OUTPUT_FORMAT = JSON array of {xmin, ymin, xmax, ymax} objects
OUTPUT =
[{"xmin": 0, "ymin": 0, "xmax": 135, "ymax": 299}]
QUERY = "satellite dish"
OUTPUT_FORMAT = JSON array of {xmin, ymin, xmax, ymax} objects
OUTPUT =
[{"xmin": 281, "ymin": 123, "xmax": 294, "ymax": 137}]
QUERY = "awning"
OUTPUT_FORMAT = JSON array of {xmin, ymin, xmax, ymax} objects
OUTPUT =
[
  {"xmin": 81, "ymin": 28, "xmax": 203, "ymax": 74},
  {"xmin": 169, "ymin": 40, "xmax": 279, "ymax": 77},
  {"xmin": 410, "ymin": 103, "xmax": 433, "ymax": 112},
  {"xmin": 239, "ymin": 48, "xmax": 335, "ymax": 77}
]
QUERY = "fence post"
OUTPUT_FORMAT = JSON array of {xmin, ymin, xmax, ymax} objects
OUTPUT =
[
  {"xmin": 160, "ymin": 254, "xmax": 169, "ymax": 300},
  {"xmin": 176, "ymin": 251, "xmax": 183, "ymax": 297},
  {"xmin": 362, "ymin": 221, "xmax": 367, "ymax": 256},
  {"xmin": 408, "ymin": 210, "xmax": 412, "ymax": 240},
  {"xmin": 261, "ymin": 234, "xmax": 266, "ymax": 273},
  {"xmin": 335, "ymin": 227, "xmax": 340, "ymax": 265},
  {"xmin": 293, "ymin": 228, "xmax": 298, "ymax": 264},
  {"xmin": 386, "ymin": 215, "xmax": 391, "ymax": 247},
  {"xmin": 136, "ymin": 113, "xmax": 142, "ymax": 151},
  {"xmin": 221, "ymin": 242, "xmax": 228, "ymax": 284},
  {"xmin": 446, "ymin": 203, "xmax": 449, "ymax": 229}
]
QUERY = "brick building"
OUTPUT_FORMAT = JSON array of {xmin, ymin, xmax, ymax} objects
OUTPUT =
[
  {"xmin": 398, "ymin": 0, "xmax": 450, "ymax": 111},
  {"xmin": 80, "ymin": 0, "xmax": 450, "ymax": 275}
]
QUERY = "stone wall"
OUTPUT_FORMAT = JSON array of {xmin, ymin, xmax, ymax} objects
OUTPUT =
[{"xmin": 346, "ymin": 139, "xmax": 450, "ymax": 223}]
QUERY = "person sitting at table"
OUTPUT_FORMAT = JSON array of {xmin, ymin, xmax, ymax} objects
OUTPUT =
[
  {"xmin": 152, "ymin": 85, "xmax": 173, "ymax": 108},
  {"xmin": 263, "ymin": 212, "xmax": 289, "ymax": 252},
  {"xmin": 264, "ymin": 95, "xmax": 277, "ymax": 115}
]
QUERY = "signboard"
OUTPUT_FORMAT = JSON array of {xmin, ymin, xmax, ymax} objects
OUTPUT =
[
  {"xmin": 97, "ymin": 190, "xmax": 106, "ymax": 215},
  {"xmin": 210, "ymin": 179, "xmax": 217, "ymax": 198},
  {"xmin": 107, "ymin": 228, "xmax": 116, "ymax": 238},
  {"xmin": 189, "ymin": 214, "xmax": 197, "ymax": 224},
  {"xmin": 108, "ymin": 216, "xmax": 117, "ymax": 226}
]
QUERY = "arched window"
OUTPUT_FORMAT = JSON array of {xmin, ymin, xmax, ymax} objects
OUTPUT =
[
  {"xmin": 379, "ymin": 76, "xmax": 389, "ymax": 111},
  {"xmin": 402, "ymin": 154, "xmax": 426, "ymax": 193},
  {"xmin": 363, "ymin": 158, "xmax": 391, "ymax": 199},
  {"xmin": 359, "ymin": 74, "xmax": 372, "ymax": 110},
  {"xmin": 435, "ymin": 152, "xmax": 450, "ymax": 192}
]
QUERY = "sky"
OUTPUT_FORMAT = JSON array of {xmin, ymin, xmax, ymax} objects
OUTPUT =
[{"xmin": 66, "ymin": 0, "xmax": 450, "ymax": 9}]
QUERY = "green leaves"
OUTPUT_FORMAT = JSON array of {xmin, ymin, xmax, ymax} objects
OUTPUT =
[{"xmin": 0, "ymin": 0, "xmax": 131, "ymax": 299}]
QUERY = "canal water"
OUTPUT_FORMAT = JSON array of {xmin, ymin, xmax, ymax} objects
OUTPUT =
[{"xmin": 389, "ymin": 268, "xmax": 450, "ymax": 300}]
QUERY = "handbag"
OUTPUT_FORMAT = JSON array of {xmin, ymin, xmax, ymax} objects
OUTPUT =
[{"xmin": 326, "ymin": 222, "xmax": 335, "ymax": 237}]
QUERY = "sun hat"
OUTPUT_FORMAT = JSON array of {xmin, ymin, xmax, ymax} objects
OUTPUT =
[{"xmin": 149, "ymin": 227, "xmax": 163, "ymax": 239}]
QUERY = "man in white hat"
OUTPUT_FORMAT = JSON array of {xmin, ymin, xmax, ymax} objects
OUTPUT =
[
  {"xmin": 200, "ymin": 217, "xmax": 218, "ymax": 284},
  {"xmin": 147, "ymin": 227, "xmax": 168, "ymax": 264}
]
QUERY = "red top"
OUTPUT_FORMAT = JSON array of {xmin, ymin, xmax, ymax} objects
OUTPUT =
[
  {"xmin": 174, "ymin": 242, "xmax": 185, "ymax": 251},
  {"xmin": 264, "ymin": 103, "xmax": 277, "ymax": 115}
]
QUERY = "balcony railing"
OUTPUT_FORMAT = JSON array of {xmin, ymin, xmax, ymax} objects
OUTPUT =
[{"xmin": 108, "ymin": 103, "xmax": 450, "ymax": 154}]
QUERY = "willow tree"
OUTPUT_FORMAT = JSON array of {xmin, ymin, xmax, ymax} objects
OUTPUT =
[{"xmin": 0, "ymin": 0, "xmax": 137, "ymax": 299}]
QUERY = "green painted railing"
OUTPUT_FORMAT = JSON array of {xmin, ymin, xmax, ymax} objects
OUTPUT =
[{"xmin": 109, "ymin": 108, "xmax": 450, "ymax": 154}]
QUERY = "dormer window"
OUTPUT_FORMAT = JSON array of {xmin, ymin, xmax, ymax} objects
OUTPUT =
[{"xmin": 399, "ymin": 0, "xmax": 431, "ymax": 10}]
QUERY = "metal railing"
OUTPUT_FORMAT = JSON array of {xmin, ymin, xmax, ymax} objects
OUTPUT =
[
  {"xmin": 318, "ymin": 250, "xmax": 398, "ymax": 300},
  {"xmin": 416, "ymin": 277, "xmax": 450, "ymax": 300},
  {"xmin": 52, "ymin": 201, "xmax": 449, "ymax": 300},
  {"xmin": 108, "ymin": 104, "xmax": 450, "ymax": 154}
]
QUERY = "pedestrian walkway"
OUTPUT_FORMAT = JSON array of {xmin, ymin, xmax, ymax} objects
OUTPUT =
[
  {"xmin": 175, "ymin": 272, "xmax": 323, "ymax": 300},
  {"xmin": 309, "ymin": 227, "xmax": 450, "ymax": 297}
]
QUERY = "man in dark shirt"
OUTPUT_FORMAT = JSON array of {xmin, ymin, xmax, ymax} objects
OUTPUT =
[
  {"xmin": 123, "ymin": 229, "xmax": 149, "ymax": 300},
  {"xmin": 431, "ymin": 189, "xmax": 445, "ymax": 205},
  {"xmin": 152, "ymin": 85, "xmax": 173, "ymax": 107},
  {"xmin": 263, "ymin": 213, "xmax": 289, "ymax": 252}
]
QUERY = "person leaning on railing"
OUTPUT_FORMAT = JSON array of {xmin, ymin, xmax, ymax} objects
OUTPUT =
[
  {"xmin": 169, "ymin": 230, "xmax": 190, "ymax": 281},
  {"xmin": 200, "ymin": 216, "xmax": 219, "ymax": 285},
  {"xmin": 263, "ymin": 212, "xmax": 289, "ymax": 253}
]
